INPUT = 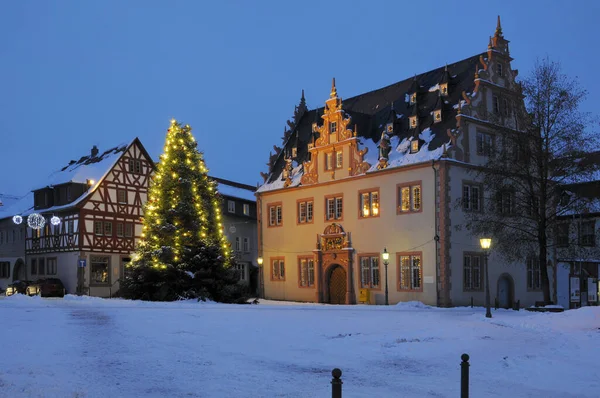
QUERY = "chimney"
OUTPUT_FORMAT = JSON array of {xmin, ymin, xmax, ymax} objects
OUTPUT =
[{"xmin": 91, "ymin": 145, "xmax": 99, "ymax": 158}]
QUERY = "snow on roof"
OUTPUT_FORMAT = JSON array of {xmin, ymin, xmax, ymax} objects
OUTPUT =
[
  {"xmin": 32, "ymin": 142, "xmax": 130, "ymax": 191},
  {"xmin": 0, "ymin": 194, "xmax": 20, "ymax": 210},
  {"xmin": 558, "ymin": 196, "xmax": 600, "ymax": 217},
  {"xmin": 0, "ymin": 141, "xmax": 134, "ymax": 220},
  {"xmin": 256, "ymin": 164, "xmax": 303, "ymax": 193},
  {"xmin": 258, "ymin": 131, "xmax": 448, "ymax": 193},
  {"xmin": 0, "ymin": 192, "xmax": 34, "ymax": 220},
  {"xmin": 217, "ymin": 182, "xmax": 256, "ymax": 202}
]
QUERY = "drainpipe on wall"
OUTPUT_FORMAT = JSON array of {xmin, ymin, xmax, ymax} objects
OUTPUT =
[
  {"xmin": 256, "ymin": 194, "xmax": 264, "ymax": 299},
  {"xmin": 432, "ymin": 159, "xmax": 441, "ymax": 307}
]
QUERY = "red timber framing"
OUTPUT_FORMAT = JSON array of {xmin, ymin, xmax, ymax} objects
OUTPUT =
[
  {"xmin": 25, "ymin": 138, "xmax": 155, "ymax": 256},
  {"xmin": 26, "ymin": 213, "xmax": 79, "ymax": 253}
]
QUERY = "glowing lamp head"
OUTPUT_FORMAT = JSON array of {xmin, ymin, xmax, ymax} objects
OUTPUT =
[
  {"xmin": 257, "ymin": 257, "xmax": 264, "ymax": 266},
  {"xmin": 479, "ymin": 238, "xmax": 492, "ymax": 250},
  {"xmin": 87, "ymin": 179, "xmax": 95, "ymax": 186},
  {"xmin": 382, "ymin": 247, "xmax": 390, "ymax": 262}
]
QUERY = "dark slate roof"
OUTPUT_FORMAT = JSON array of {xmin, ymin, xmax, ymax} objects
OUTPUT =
[
  {"xmin": 211, "ymin": 176, "xmax": 257, "ymax": 202},
  {"xmin": 267, "ymin": 53, "xmax": 483, "ymax": 183}
]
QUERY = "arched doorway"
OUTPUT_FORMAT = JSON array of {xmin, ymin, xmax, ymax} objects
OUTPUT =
[
  {"xmin": 327, "ymin": 265, "xmax": 347, "ymax": 304},
  {"xmin": 13, "ymin": 259, "xmax": 25, "ymax": 282},
  {"xmin": 497, "ymin": 273, "xmax": 514, "ymax": 309}
]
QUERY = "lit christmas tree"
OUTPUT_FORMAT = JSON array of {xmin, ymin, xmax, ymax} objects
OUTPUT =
[{"xmin": 121, "ymin": 119, "xmax": 248, "ymax": 303}]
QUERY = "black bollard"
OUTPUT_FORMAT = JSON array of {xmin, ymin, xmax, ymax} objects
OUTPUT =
[
  {"xmin": 461, "ymin": 354, "xmax": 469, "ymax": 398},
  {"xmin": 331, "ymin": 368, "xmax": 343, "ymax": 398},
  {"xmin": 494, "ymin": 297, "xmax": 499, "ymax": 310}
]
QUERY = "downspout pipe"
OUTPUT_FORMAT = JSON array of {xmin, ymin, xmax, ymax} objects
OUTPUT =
[{"xmin": 432, "ymin": 159, "xmax": 441, "ymax": 306}]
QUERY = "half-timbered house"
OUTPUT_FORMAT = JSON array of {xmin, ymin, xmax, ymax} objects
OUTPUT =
[{"xmin": 5, "ymin": 138, "xmax": 155, "ymax": 297}]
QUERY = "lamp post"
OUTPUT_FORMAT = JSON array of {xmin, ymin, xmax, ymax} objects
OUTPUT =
[
  {"xmin": 382, "ymin": 248, "xmax": 390, "ymax": 306},
  {"xmin": 257, "ymin": 256, "xmax": 264, "ymax": 299},
  {"xmin": 479, "ymin": 238, "xmax": 492, "ymax": 318}
]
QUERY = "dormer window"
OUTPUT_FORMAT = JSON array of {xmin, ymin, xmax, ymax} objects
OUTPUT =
[
  {"xmin": 492, "ymin": 95, "xmax": 500, "ymax": 114},
  {"xmin": 329, "ymin": 121, "xmax": 337, "ymax": 133},
  {"xmin": 291, "ymin": 147, "xmax": 297, "ymax": 158},
  {"xmin": 503, "ymin": 99, "xmax": 511, "ymax": 116},
  {"xmin": 386, "ymin": 123, "xmax": 393, "ymax": 133},
  {"xmin": 410, "ymin": 140, "xmax": 419, "ymax": 154},
  {"xmin": 434, "ymin": 110, "xmax": 442, "ymax": 123},
  {"xmin": 410, "ymin": 93, "xmax": 417, "ymax": 105},
  {"xmin": 409, "ymin": 116, "xmax": 418, "ymax": 129},
  {"xmin": 312, "ymin": 122, "xmax": 318, "ymax": 132},
  {"xmin": 440, "ymin": 83, "xmax": 448, "ymax": 96},
  {"xmin": 496, "ymin": 63, "xmax": 503, "ymax": 77}
]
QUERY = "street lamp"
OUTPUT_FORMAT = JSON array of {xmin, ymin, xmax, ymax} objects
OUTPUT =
[
  {"xmin": 479, "ymin": 238, "xmax": 492, "ymax": 318},
  {"xmin": 382, "ymin": 248, "xmax": 390, "ymax": 306},
  {"xmin": 257, "ymin": 257, "xmax": 264, "ymax": 299}
]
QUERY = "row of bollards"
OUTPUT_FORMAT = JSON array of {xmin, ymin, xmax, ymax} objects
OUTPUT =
[{"xmin": 330, "ymin": 354, "xmax": 471, "ymax": 397}]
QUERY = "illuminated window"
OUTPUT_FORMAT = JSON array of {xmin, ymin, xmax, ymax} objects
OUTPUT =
[
  {"xmin": 271, "ymin": 258, "xmax": 285, "ymax": 281},
  {"xmin": 336, "ymin": 151, "xmax": 343, "ymax": 169},
  {"xmin": 440, "ymin": 84, "xmax": 448, "ymax": 96},
  {"xmin": 243, "ymin": 204, "xmax": 250, "ymax": 216},
  {"xmin": 398, "ymin": 183, "xmax": 421, "ymax": 213},
  {"xmin": 360, "ymin": 256, "xmax": 380, "ymax": 289},
  {"xmin": 91, "ymin": 256, "xmax": 110, "ymax": 284},
  {"xmin": 398, "ymin": 253, "xmax": 422, "ymax": 291},
  {"xmin": 325, "ymin": 152, "xmax": 334, "ymax": 171},
  {"xmin": 360, "ymin": 190, "xmax": 380, "ymax": 218},
  {"xmin": 410, "ymin": 140, "xmax": 419, "ymax": 154},
  {"xmin": 434, "ymin": 110, "xmax": 442, "ymax": 123},
  {"xmin": 409, "ymin": 116, "xmax": 418, "ymax": 129},
  {"xmin": 410, "ymin": 93, "xmax": 417, "ymax": 104},
  {"xmin": 299, "ymin": 257, "xmax": 315, "ymax": 287}
]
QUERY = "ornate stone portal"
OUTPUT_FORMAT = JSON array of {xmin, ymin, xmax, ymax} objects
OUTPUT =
[{"xmin": 313, "ymin": 223, "xmax": 355, "ymax": 304}]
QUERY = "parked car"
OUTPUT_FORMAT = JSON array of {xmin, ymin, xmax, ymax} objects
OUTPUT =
[
  {"xmin": 6, "ymin": 280, "xmax": 33, "ymax": 296},
  {"xmin": 26, "ymin": 278, "xmax": 66, "ymax": 298}
]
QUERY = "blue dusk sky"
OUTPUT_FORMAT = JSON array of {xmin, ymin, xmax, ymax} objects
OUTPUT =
[{"xmin": 0, "ymin": 0, "xmax": 598, "ymax": 195}]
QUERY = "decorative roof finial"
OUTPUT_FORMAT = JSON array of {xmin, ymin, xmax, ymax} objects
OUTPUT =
[
  {"xmin": 444, "ymin": 63, "xmax": 448, "ymax": 72},
  {"xmin": 495, "ymin": 15, "xmax": 503, "ymax": 37},
  {"xmin": 488, "ymin": 36, "xmax": 493, "ymax": 49},
  {"xmin": 330, "ymin": 77, "xmax": 337, "ymax": 98},
  {"xmin": 301, "ymin": 89, "xmax": 305, "ymax": 100}
]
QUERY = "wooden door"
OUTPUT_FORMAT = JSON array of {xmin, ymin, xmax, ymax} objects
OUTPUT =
[{"xmin": 328, "ymin": 266, "xmax": 346, "ymax": 304}]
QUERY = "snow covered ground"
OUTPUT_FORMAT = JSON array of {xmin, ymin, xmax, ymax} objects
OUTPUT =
[{"xmin": 1, "ymin": 296, "xmax": 599, "ymax": 398}]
